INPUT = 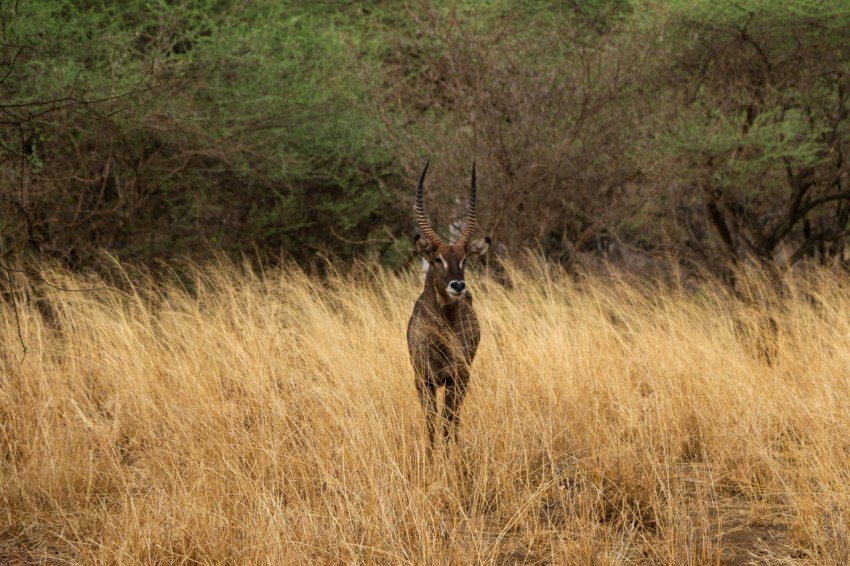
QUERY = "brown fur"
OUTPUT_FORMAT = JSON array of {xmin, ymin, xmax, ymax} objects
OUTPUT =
[
  {"xmin": 407, "ymin": 244, "xmax": 484, "ymax": 446},
  {"xmin": 407, "ymin": 162, "xmax": 490, "ymax": 449}
]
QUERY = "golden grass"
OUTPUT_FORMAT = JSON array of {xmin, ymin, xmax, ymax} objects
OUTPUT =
[{"xmin": 2, "ymin": 259, "xmax": 850, "ymax": 564}]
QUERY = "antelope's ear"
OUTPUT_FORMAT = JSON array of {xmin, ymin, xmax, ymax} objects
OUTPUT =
[
  {"xmin": 467, "ymin": 237, "xmax": 490, "ymax": 258},
  {"xmin": 414, "ymin": 234, "xmax": 434, "ymax": 258}
]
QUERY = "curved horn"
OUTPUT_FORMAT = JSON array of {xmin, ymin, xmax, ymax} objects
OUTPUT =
[
  {"xmin": 457, "ymin": 161, "xmax": 477, "ymax": 247},
  {"xmin": 415, "ymin": 160, "xmax": 445, "ymax": 248}
]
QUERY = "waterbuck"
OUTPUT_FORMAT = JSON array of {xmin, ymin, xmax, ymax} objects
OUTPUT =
[{"xmin": 407, "ymin": 161, "xmax": 490, "ymax": 449}]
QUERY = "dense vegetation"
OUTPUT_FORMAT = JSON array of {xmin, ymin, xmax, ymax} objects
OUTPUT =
[{"xmin": 2, "ymin": 0, "xmax": 850, "ymax": 279}]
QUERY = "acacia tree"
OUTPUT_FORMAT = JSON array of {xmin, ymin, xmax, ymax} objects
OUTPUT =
[
  {"xmin": 368, "ymin": 1, "xmax": 654, "ymax": 265},
  {"xmin": 0, "ymin": 1, "xmax": 178, "ymax": 293},
  {"xmin": 1, "ymin": 1, "xmax": 404, "ymax": 272},
  {"xmin": 644, "ymin": 1, "xmax": 850, "ymax": 279}
]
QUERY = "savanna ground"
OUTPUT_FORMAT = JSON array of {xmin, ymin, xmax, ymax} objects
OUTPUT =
[{"xmin": 2, "ymin": 259, "xmax": 850, "ymax": 564}]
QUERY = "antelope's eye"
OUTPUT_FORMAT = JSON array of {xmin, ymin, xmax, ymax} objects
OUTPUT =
[{"xmin": 434, "ymin": 257, "xmax": 443, "ymax": 265}]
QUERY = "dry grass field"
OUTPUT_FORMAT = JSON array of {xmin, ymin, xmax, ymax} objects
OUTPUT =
[{"xmin": 2, "ymin": 259, "xmax": 850, "ymax": 564}]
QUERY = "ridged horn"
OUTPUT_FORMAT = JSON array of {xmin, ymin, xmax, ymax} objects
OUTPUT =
[
  {"xmin": 457, "ymin": 161, "xmax": 477, "ymax": 247},
  {"xmin": 415, "ymin": 160, "xmax": 445, "ymax": 248}
]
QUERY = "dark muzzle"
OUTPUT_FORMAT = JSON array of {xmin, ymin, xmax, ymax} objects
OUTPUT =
[{"xmin": 448, "ymin": 280, "xmax": 466, "ymax": 294}]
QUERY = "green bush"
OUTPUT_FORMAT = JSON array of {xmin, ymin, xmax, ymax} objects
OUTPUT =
[
  {"xmin": 1, "ymin": 1, "xmax": 402, "ymax": 268},
  {"xmin": 3, "ymin": 0, "xmax": 850, "ymax": 280}
]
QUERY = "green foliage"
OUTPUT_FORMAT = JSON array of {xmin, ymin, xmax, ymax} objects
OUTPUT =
[
  {"xmin": 3, "ymin": 0, "xmax": 850, "ymax": 276},
  {"xmin": 635, "ymin": 0, "xmax": 850, "ymax": 269},
  {"xmin": 661, "ymin": 0, "xmax": 850, "ymax": 23},
  {"xmin": 2, "ymin": 0, "xmax": 402, "ymax": 267}
]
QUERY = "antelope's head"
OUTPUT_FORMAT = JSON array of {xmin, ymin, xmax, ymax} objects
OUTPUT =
[{"xmin": 414, "ymin": 160, "xmax": 490, "ymax": 302}]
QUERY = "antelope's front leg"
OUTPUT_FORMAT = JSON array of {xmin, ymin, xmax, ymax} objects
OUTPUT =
[
  {"xmin": 442, "ymin": 372, "xmax": 469, "ymax": 444},
  {"xmin": 415, "ymin": 375, "xmax": 438, "ymax": 449}
]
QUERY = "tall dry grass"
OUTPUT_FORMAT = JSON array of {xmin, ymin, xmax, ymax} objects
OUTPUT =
[{"xmin": 2, "ymin": 259, "xmax": 850, "ymax": 564}]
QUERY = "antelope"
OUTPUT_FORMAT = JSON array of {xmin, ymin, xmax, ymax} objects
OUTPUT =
[{"xmin": 407, "ymin": 161, "xmax": 490, "ymax": 449}]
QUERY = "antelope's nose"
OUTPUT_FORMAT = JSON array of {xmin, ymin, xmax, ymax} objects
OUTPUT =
[{"xmin": 449, "ymin": 280, "xmax": 466, "ymax": 293}]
